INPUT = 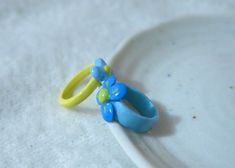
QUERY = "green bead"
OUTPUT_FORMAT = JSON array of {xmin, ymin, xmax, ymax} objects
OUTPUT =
[{"xmin": 98, "ymin": 88, "xmax": 109, "ymax": 104}]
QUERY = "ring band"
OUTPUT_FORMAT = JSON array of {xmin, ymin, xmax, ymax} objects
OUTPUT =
[
  {"xmin": 113, "ymin": 86, "xmax": 158, "ymax": 133},
  {"xmin": 59, "ymin": 64, "xmax": 100, "ymax": 107}
]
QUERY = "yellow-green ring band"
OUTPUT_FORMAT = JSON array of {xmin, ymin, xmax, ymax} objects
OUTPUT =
[{"xmin": 59, "ymin": 64, "xmax": 100, "ymax": 108}]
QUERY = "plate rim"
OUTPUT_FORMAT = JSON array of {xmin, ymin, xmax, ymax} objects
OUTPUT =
[{"xmin": 108, "ymin": 14, "xmax": 235, "ymax": 168}]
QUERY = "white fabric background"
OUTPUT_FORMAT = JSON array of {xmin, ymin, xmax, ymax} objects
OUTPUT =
[{"xmin": 0, "ymin": 0, "xmax": 234, "ymax": 167}]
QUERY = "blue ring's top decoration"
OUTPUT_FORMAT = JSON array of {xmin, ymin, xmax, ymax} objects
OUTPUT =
[
  {"xmin": 90, "ymin": 58, "xmax": 110, "ymax": 82},
  {"xmin": 91, "ymin": 58, "xmax": 159, "ymax": 133}
]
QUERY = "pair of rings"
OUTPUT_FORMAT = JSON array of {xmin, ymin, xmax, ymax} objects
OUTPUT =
[{"xmin": 59, "ymin": 58, "xmax": 159, "ymax": 133}]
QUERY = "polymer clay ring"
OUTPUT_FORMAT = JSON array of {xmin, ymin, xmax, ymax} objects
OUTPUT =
[
  {"xmin": 59, "ymin": 64, "xmax": 100, "ymax": 107},
  {"xmin": 91, "ymin": 58, "xmax": 159, "ymax": 133}
]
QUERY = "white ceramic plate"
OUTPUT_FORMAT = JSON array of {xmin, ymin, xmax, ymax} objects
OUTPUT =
[{"xmin": 109, "ymin": 15, "xmax": 235, "ymax": 168}]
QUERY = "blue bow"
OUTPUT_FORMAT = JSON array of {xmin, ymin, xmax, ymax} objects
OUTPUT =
[{"xmin": 91, "ymin": 58, "xmax": 127, "ymax": 122}]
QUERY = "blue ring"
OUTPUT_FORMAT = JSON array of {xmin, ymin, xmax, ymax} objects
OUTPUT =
[
  {"xmin": 113, "ymin": 86, "xmax": 158, "ymax": 133},
  {"xmin": 91, "ymin": 58, "xmax": 159, "ymax": 133}
]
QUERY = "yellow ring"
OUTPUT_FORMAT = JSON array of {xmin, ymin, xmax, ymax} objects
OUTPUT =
[{"xmin": 59, "ymin": 64, "xmax": 100, "ymax": 108}]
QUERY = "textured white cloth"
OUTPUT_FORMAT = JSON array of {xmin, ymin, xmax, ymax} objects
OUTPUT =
[{"xmin": 0, "ymin": 0, "xmax": 234, "ymax": 167}]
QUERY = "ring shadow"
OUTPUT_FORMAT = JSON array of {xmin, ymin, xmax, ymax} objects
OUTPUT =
[
  {"xmin": 71, "ymin": 102, "xmax": 99, "ymax": 114},
  {"xmin": 147, "ymin": 100, "xmax": 181, "ymax": 137}
]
